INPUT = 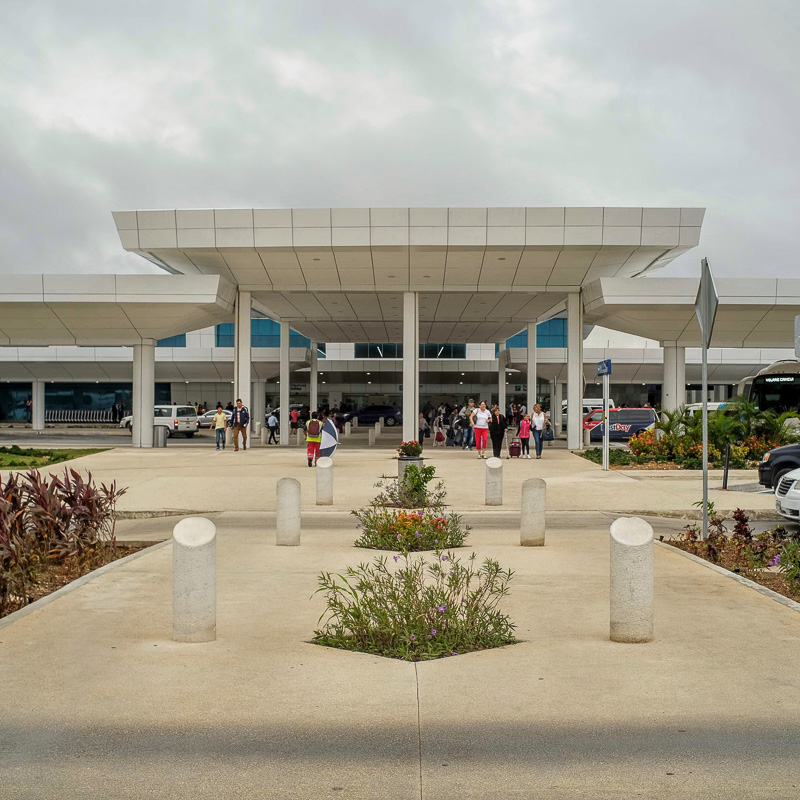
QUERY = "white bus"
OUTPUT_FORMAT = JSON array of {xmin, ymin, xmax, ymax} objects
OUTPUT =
[{"xmin": 739, "ymin": 360, "xmax": 800, "ymax": 415}]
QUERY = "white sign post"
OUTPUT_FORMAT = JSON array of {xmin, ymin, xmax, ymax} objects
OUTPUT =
[
  {"xmin": 695, "ymin": 258, "xmax": 719, "ymax": 540},
  {"xmin": 598, "ymin": 359, "xmax": 612, "ymax": 471}
]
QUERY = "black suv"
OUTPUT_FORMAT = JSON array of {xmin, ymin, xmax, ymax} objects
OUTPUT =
[{"xmin": 758, "ymin": 443, "xmax": 800, "ymax": 489}]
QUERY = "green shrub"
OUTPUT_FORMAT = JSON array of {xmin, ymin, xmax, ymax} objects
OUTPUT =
[
  {"xmin": 777, "ymin": 540, "xmax": 800, "ymax": 592},
  {"xmin": 353, "ymin": 504, "xmax": 469, "ymax": 552},
  {"xmin": 314, "ymin": 549, "xmax": 517, "ymax": 661},
  {"xmin": 580, "ymin": 448, "xmax": 636, "ymax": 466},
  {"xmin": 374, "ymin": 465, "xmax": 445, "ymax": 509}
]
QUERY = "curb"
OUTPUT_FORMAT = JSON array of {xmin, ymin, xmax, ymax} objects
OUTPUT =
[
  {"xmin": 0, "ymin": 540, "xmax": 171, "ymax": 632},
  {"xmin": 655, "ymin": 539, "xmax": 800, "ymax": 614}
]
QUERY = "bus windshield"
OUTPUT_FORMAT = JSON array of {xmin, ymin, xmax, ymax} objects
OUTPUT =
[{"xmin": 750, "ymin": 375, "xmax": 800, "ymax": 415}]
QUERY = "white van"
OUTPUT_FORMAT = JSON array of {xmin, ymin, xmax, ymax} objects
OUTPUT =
[
  {"xmin": 561, "ymin": 398, "xmax": 615, "ymax": 430},
  {"xmin": 120, "ymin": 405, "xmax": 199, "ymax": 438}
]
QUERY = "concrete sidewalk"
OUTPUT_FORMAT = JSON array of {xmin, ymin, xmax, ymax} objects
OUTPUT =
[
  {"xmin": 10, "ymin": 442, "xmax": 781, "ymax": 520},
  {"xmin": 2, "ymin": 511, "xmax": 800, "ymax": 798}
]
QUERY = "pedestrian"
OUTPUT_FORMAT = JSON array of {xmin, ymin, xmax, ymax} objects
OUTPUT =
[
  {"xmin": 470, "ymin": 401, "xmax": 491, "ymax": 459},
  {"xmin": 25, "ymin": 398, "xmax": 32, "ymax": 423},
  {"xmin": 110, "ymin": 403, "xmax": 118, "ymax": 424},
  {"xmin": 290, "ymin": 407, "xmax": 300, "ymax": 431},
  {"xmin": 531, "ymin": 403, "xmax": 547, "ymax": 459},
  {"xmin": 460, "ymin": 399, "xmax": 476, "ymax": 450},
  {"xmin": 519, "ymin": 413, "xmax": 532, "ymax": 459},
  {"xmin": 418, "ymin": 412, "xmax": 429, "ymax": 448},
  {"xmin": 488, "ymin": 404, "xmax": 508, "ymax": 458},
  {"xmin": 305, "ymin": 411, "xmax": 323, "ymax": 467},
  {"xmin": 211, "ymin": 403, "xmax": 228, "ymax": 451},
  {"xmin": 433, "ymin": 412, "xmax": 445, "ymax": 447},
  {"xmin": 231, "ymin": 398, "xmax": 250, "ymax": 451},
  {"xmin": 225, "ymin": 401, "xmax": 234, "ymax": 411},
  {"xmin": 267, "ymin": 410, "xmax": 279, "ymax": 444}
]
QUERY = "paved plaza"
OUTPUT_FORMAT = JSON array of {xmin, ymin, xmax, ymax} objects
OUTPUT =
[{"xmin": 1, "ymin": 439, "xmax": 798, "ymax": 798}]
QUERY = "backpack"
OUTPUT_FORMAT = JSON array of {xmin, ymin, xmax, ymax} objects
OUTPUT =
[{"xmin": 307, "ymin": 419, "xmax": 321, "ymax": 437}]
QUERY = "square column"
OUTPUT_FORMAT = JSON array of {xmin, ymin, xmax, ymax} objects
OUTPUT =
[
  {"xmin": 566, "ymin": 292, "xmax": 584, "ymax": 450},
  {"xmin": 31, "ymin": 380, "xmax": 45, "ymax": 431},
  {"xmin": 553, "ymin": 380, "xmax": 563, "ymax": 436},
  {"xmin": 310, "ymin": 341, "xmax": 319, "ymax": 412},
  {"xmin": 279, "ymin": 321, "xmax": 290, "ymax": 446},
  {"xmin": 498, "ymin": 345, "xmax": 507, "ymax": 416},
  {"xmin": 132, "ymin": 339, "xmax": 156, "ymax": 448},
  {"xmin": 251, "ymin": 379, "xmax": 266, "ymax": 430},
  {"xmin": 234, "ymin": 290, "xmax": 252, "ymax": 411},
  {"xmin": 661, "ymin": 344, "xmax": 686, "ymax": 412},
  {"xmin": 526, "ymin": 322, "xmax": 537, "ymax": 412},
  {"xmin": 402, "ymin": 292, "xmax": 419, "ymax": 442}
]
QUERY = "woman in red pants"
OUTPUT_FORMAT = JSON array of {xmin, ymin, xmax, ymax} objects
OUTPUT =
[{"xmin": 470, "ymin": 401, "xmax": 491, "ymax": 458}]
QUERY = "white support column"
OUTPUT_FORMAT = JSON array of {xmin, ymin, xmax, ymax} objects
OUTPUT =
[
  {"xmin": 554, "ymin": 380, "xmax": 563, "ymax": 437},
  {"xmin": 251, "ymin": 379, "xmax": 266, "ymax": 431},
  {"xmin": 402, "ymin": 292, "xmax": 419, "ymax": 442},
  {"xmin": 661, "ymin": 343, "xmax": 686, "ymax": 412},
  {"xmin": 279, "ymin": 320, "xmax": 290, "ymax": 446},
  {"xmin": 309, "ymin": 341, "xmax": 319, "ymax": 412},
  {"xmin": 234, "ymin": 290, "xmax": 252, "ymax": 411},
  {"xmin": 31, "ymin": 380, "xmax": 45, "ymax": 431},
  {"xmin": 132, "ymin": 339, "xmax": 156, "ymax": 448},
  {"xmin": 526, "ymin": 322, "xmax": 537, "ymax": 412},
  {"xmin": 566, "ymin": 292, "xmax": 584, "ymax": 450},
  {"xmin": 498, "ymin": 345, "xmax": 507, "ymax": 416}
]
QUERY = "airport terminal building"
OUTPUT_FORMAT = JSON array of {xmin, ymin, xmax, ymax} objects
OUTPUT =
[{"xmin": 1, "ymin": 206, "xmax": 797, "ymax": 447}]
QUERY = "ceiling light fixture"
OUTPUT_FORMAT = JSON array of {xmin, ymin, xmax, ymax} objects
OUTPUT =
[{"xmin": 313, "ymin": 258, "xmax": 321, "ymax": 262}]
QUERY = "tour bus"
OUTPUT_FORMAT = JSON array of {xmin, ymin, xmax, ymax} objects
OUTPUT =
[{"xmin": 739, "ymin": 360, "xmax": 800, "ymax": 415}]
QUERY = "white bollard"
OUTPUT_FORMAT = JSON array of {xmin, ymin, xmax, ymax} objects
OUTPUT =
[
  {"xmin": 344, "ymin": 421, "xmax": 351, "ymax": 438},
  {"xmin": 296, "ymin": 428, "xmax": 303, "ymax": 446},
  {"xmin": 276, "ymin": 477, "xmax": 301, "ymax": 546},
  {"xmin": 583, "ymin": 427, "xmax": 591, "ymax": 448},
  {"xmin": 374, "ymin": 421, "xmax": 381, "ymax": 437},
  {"xmin": 351, "ymin": 416, "xmax": 358, "ymax": 429},
  {"xmin": 368, "ymin": 428, "xmax": 376, "ymax": 446},
  {"xmin": 261, "ymin": 427, "xmax": 268, "ymax": 445},
  {"xmin": 225, "ymin": 428, "xmax": 233, "ymax": 447},
  {"xmin": 610, "ymin": 516, "xmax": 654, "ymax": 643},
  {"xmin": 485, "ymin": 457, "xmax": 503, "ymax": 506},
  {"xmin": 253, "ymin": 421, "xmax": 261, "ymax": 437},
  {"xmin": 520, "ymin": 478, "xmax": 546, "ymax": 546},
  {"xmin": 172, "ymin": 517, "xmax": 217, "ymax": 643},
  {"xmin": 316, "ymin": 456, "xmax": 333, "ymax": 505}
]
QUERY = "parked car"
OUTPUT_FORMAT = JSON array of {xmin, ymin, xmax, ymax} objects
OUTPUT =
[
  {"xmin": 562, "ymin": 398, "xmax": 615, "ymax": 430},
  {"xmin": 774, "ymin": 467, "xmax": 800, "ymax": 522},
  {"xmin": 584, "ymin": 407, "xmax": 657, "ymax": 441},
  {"xmin": 197, "ymin": 409, "xmax": 232, "ymax": 429},
  {"xmin": 759, "ymin": 443, "xmax": 800, "ymax": 490},
  {"xmin": 341, "ymin": 405, "xmax": 402, "ymax": 427},
  {"xmin": 120, "ymin": 405, "xmax": 199, "ymax": 438}
]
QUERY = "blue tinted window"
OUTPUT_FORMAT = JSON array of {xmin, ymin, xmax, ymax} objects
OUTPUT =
[
  {"xmin": 215, "ymin": 321, "xmax": 317, "ymax": 350},
  {"xmin": 157, "ymin": 334, "xmax": 186, "ymax": 347}
]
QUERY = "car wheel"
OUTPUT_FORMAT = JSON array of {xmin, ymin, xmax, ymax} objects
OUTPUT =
[
  {"xmin": 385, "ymin": 417, "xmax": 396, "ymax": 427},
  {"xmin": 772, "ymin": 467, "xmax": 795, "ymax": 490}
]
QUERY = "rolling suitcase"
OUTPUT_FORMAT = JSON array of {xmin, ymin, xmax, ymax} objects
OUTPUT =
[{"xmin": 508, "ymin": 436, "xmax": 522, "ymax": 458}]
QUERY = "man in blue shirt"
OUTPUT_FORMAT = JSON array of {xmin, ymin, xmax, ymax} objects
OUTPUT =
[{"xmin": 231, "ymin": 398, "xmax": 250, "ymax": 451}]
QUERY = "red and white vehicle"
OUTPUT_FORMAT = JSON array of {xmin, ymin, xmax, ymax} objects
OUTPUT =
[{"xmin": 582, "ymin": 407, "xmax": 657, "ymax": 441}]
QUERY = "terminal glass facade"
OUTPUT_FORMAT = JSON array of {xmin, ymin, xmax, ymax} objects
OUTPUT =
[
  {"xmin": 157, "ymin": 334, "xmax": 186, "ymax": 347},
  {"xmin": 353, "ymin": 343, "xmax": 467, "ymax": 359},
  {"xmin": 215, "ymin": 320, "xmax": 320, "ymax": 350}
]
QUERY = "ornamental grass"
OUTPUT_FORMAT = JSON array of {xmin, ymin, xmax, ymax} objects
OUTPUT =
[{"xmin": 313, "ymin": 549, "xmax": 516, "ymax": 661}]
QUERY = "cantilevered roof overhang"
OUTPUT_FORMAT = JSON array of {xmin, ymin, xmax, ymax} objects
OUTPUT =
[
  {"xmin": 0, "ymin": 274, "xmax": 236, "ymax": 346},
  {"xmin": 583, "ymin": 277, "xmax": 800, "ymax": 348},
  {"xmin": 113, "ymin": 207, "xmax": 705, "ymax": 343}
]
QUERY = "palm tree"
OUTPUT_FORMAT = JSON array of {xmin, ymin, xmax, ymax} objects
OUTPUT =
[
  {"xmin": 656, "ymin": 405, "xmax": 688, "ymax": 437},
  {"xmin": 720, "ymin": 395, "xmax": 761, "ymax": 439}
]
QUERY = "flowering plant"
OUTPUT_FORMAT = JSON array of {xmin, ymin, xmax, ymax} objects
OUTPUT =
[
  {"xmin": 353, "ymin": 503, "xmax": 469, "ymax": 552},
  {"xmin": 396, "ymin": 440, "xmax": 423, "ymax": 458},
  {"xmin": 313, "ymin": 548, "xmax": 516, "ymax": 661}
]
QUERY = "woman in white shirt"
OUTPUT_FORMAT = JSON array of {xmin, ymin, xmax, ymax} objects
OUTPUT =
[
  {"xmin": 470, "ymin": 401, "xmax": 492, "ymax": 459},
  {"xmin": 531, "ymin": 403, "xmax": 547, "ymax": 459}
]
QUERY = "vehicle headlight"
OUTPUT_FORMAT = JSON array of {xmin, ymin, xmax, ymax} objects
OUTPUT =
[{"xmin": 762, "ymin": 453, "xmax": 770, "ymax": 462}]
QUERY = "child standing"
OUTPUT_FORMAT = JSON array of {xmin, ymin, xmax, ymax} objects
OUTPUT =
[{"xmin": 519, "ymin": 413, "xmax": 532, "ymax": 459}]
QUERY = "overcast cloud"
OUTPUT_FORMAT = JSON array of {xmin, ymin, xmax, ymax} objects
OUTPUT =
[{"xmin": 1, "ymin": 0, "xmax": 798, "ymax": 277}]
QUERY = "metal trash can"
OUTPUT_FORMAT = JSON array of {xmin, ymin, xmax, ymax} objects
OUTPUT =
[{"xmin": 153, "ymin": 426, "xmax": 168, "ymax": 448}]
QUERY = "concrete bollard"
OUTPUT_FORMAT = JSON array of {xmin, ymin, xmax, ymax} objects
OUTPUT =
[
  {"xmin": 276, "ymin": 477, "xmax": 301, "ymax": 546},
  {"xmin": 172, "ymin": 517, "xmax": 217, "ymax": 643},
  {"xmin": 316, "ymin": 456, "xmax": 333, "ymax": 505},
  {"xmin": 583, "ymin": 427, "xmax": 591, "ymax": 447},
  {"xmin": 225, "ymin": 428, "xmax": 233, "ymax": 447},
  {"xmin": 261, "ymin": 427, "xmax": 268, "ymax": 445},
  {"xmin": 374, "ymin": 421, "xmax": 381, "ymax": 437},
  {"xmin": 368, "ymin": 428, "xmax": 376, "ymax": 446},
  {"xmin": 344, "ymin": 421, "xmax": 351, "ymax": 438},
  {"xmin": 253, "ymin": 421, "xmax": 262, "ymax": 437},
  {"xmin": 520, "ymin": 478, "xmax": 546, "ymax": 546},
  {"xmin": 610, "ymin": 516, "xmax": 654, "ymax": 643},
  {"xmin": 296, "ymin": 428, "xmax": 303, "ymax": 446},
  {"xmin": 351, "ymin": 416, "xmax": 358, "ymax": 429},
  {"xmin": 485, "ymin": 457, "xmax": 503, "ymax": 506}
]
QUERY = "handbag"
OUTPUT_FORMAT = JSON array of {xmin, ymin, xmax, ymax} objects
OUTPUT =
[
  {"xmin": 424, "ymin": 427, "xmax": 431, "ymax": 439},
  {"xmin": 542, "ymin": 423, "xmax": 554, "ymax": 442},
  {"xmin": 435, "ymin": 430, "xmax": 445, "ymax": 442}
]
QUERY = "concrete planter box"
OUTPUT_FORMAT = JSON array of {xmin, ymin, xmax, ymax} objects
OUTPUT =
[{"xmin": 398, "ymin": 456, "xmax": 424, "ymax": 481}]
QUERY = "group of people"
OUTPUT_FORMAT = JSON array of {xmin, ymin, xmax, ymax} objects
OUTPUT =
[{"xmin": 418, "ymin": 399, "xmax": 552, "ymax": 460}]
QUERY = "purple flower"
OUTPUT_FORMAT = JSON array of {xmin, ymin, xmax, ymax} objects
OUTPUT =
[
  {"xmin": 431, "ymin": 629, "xmax": 437, "ymax": 636},
  {"xmin": 448, "ymin": 570, "xmax": 453, "ymax": 576},
  {"xmin": 416, "ymin": 532, "xmax": 421, "ymax": 538},
  {"xmin": 441, "ymin": 555, "xmax": 447, "ymax": 561},
  {"xmin": 438, "ymin": 605, "xmax": 447, "ymax": 612},
  {"xmin": 410, "ymin": 633, "xmax": 416, "ymax": 640},
  {"xmin": 393, "ymin": 555, "xmax": 399, "ymax": 562},
  {"xmin": 770, "ymin": 554, "xmax": 781, "ymax": 566},
  {"xmin": 396, "ymin": 533, "xmax": 402, "ymax": 539}
]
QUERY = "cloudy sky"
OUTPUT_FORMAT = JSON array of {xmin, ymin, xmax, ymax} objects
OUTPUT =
[{"xmin": 1, "ymin": 0, "xmax": 798, "ymax": 277}]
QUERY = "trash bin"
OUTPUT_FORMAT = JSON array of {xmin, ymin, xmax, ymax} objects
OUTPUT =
[{"xmin": 154, "ymin": 426, "xmax": 168, "ymax": 448}]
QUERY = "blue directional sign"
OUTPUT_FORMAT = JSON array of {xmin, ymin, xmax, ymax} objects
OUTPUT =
[{"xmin": 597, "ymin": 359, "xmax": 612, "ymax": 376}]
